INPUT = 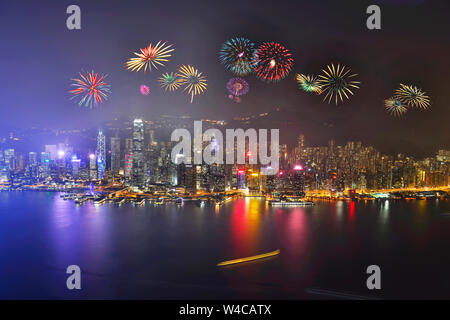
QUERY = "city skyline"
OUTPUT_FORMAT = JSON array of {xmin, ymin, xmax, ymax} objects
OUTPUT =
[{"xmin": 1, "ymin": 116, "xmax": 449, "ymax": 193}]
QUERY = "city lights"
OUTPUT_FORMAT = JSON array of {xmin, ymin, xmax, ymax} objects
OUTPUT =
[{"xmin": 1, "ymin": 0, "xmax": 450, "ymax": 303}]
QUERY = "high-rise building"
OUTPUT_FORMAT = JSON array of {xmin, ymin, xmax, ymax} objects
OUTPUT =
[
  {"xmin": 39, "ymin": 152, "xmax": 51, "ymax": 179},
  {"xmin": 96, "ymin": 130, "xmax": 106, "ymax": 179},
  {"xmin": 124, "ymin": 152, "xmax": 133, "ymax": 178},
  {"xmin": 28, "ymin": 152, "xmax": 39, "ymax": 181},
  {"xmin": 125, "ymin": 138, "xmax": 133, "ymax": 152},
  {"xmin": 45, "ymin": 145, "xmax": 57, "ymax": 161},
  {"xmin": 71, "ymin": 156, "xmax": 81, "ymax": 179},
  {"xmin": 4, "ymin": 149, "xmax": 15, "ymax": 171},
  {"xmin": 110, "ymin": 137, "xmax": 121, "ymax": 175},
  {"xmin": 28, "ymin": 152, "xmax": 37, "ymax": 165},
  {"xmin": 132, "ymin": 119, "xmax": 145, "ymax": 188},
  {"xmin": 89, "ymin": 154, "xmax": 97, "ymax": 180}
]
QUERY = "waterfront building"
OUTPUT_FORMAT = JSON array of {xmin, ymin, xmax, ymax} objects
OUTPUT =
[
  {"xmin": 110, "ymin": 136, "xmax": 121, "ymax": 175},
  {"xmin": 132, "ymin": 119, "xmax": 145, "ymax": 188},
  {"xmin": 96, "ymin": 130, "xmax": 106, "ymax": 179}
]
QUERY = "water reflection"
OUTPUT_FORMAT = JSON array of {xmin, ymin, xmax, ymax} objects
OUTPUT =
[
  {"xmin": 229, "ymin": 199, "xmax": 262, "ymax": 258},
  {"xmin": 49, "ymin": 195, "xmax": 110, "ymax": 274},
  {"xmin": 2, "ymin": 193, "xmax": 450, "ymax": 299}
]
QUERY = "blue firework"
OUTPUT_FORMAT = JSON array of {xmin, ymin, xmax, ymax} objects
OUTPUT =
[{"xmin": 219, "ymin": 37, "xmax": 255, "ymax": 76}]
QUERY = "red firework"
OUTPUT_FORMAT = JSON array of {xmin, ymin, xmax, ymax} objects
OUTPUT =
[
  {"xmin": 253, "ymin": 42, "xmax": 293, "ymax": 82},
  {"xmin": 69, "ymin": 70, "xmax": 111, "ymax": 108}
]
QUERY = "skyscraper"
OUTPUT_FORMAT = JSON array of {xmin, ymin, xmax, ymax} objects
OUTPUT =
[
  {"xmin": 44, "ymin": 145, "xmax": 57, "ymax": 161},
  {"xmin": 110, "ymin": 136, "xmax": 121, "ymax": 175},
  {"xmin": 28, "ymin": 152, "xmax": 37, "ymax": 165},
  {"xmin": 71, "ymin": 156, "xmax": 81, "ymax": 179},
  {"xmin": 40, "ymin": 152, "xmax": 51, "ymax": 179},
  {"xmin": 96, "ymin": 130, "xmax": 106, "ymax": 179},
  {"xmin": 132, "ymin": 119, "xmax": 145, "ymax": 188},
  {"xmin": 89, "ymin": 154, "xmax": 97, "ymax": 180},
  {"xmin": 4, "ymin": 149, "xmax": 15, "ymax": 171},
  {"xmin": 28, "ymin": 152, "xmax": 38, "ymax": 181}
]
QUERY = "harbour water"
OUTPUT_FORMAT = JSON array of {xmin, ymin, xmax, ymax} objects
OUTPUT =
[{"xmin": 1, "ymin": 192, "xmax": 450, "ymax": 299}]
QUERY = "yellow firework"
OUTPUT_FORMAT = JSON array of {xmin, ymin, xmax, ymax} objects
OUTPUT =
[
  {"xmin": 126, "ymin": 41, "xmax": 174, "ymax": 73},
  {"xmin": 384, "ymin": 98, "xmax": 408, "ymax": 117},
  {"xmin": 158, "ymin": 72, "xmax": 181, "ymax": 92},
  {"xmin": 295, "ymin": 73, "xmax": 322, "ymax": 94},
  {"xmin": 177, "ymin": 65, "xmax": 208, "ymax": 103},
  {"xmin": 394, "ymin": 84, "xmax": 431, "ymax": 110},
  {"xmin": 317, "ymin": 63, "xmax": 360, "ymax": 105}
]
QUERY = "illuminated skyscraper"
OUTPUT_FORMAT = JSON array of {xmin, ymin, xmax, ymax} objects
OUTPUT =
[
  {"xmin": 110, "ymin": 136, "xmax": 121, "ymax": 175},
  {"xmin": 40, "ymin": 152, "xmax": 51, "ymax": 179},
  {"xmin": 89, "ymin": 154, "xmax": 97, "ymax": 180},
  {"xmin": 28, "ymin": 152, "xmax": 37, "ymax": 165},
  {"xmin": 4, "ymin": 149, "xmax": 15, "ymax": 171},
  {"xmin": 132, "ymin": 119, "xmax": 145, "ymax": 188},
  {"xmin": 236, "ymin": 169, "xmax": 245, "ymax": 189},
  {"xmin": 45, "ymin": 145, "xmax": 57, "ymax": 161},
  {"xmin": 28, "ymin": 152, "xmax": 38, "ymax": 181},
  {"xmin": 96, "ymin": 130, "xmax": 106, "ymax": 179},
  {"xmin": 71, "ymin": 156, "xmax": 81, "ymax": 179}
]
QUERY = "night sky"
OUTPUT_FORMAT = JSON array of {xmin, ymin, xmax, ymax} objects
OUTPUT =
[{"xmin": 1, "ymin": 0, "xmax": 449, "ymax": 157}]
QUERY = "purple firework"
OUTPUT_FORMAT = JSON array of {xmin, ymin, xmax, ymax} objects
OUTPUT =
[{"xmin": 226, "ymin": 78, "xmax": 249, "ymax": 97}]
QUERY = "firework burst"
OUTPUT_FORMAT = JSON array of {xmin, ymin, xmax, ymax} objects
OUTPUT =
[
  {"xmin": 317, "ymin": 63, "xmax": 360, "ymax": 105},
  {"xmin": 140, "ymin": 85, "xmax": 150, "ymax": 96},
  {"xmin": 226, "ymin": 78, "xmax": 249, "ymax": 97},
  {"xmin": 219, "ymin": 37, "xmax": 255, "ymax": 76},
  {"xmin": 126, "ymin": 41, "xmax": 174, "ymax": 73},
  {"xmin": 384, "ymin": 98, "xmax": 407, "ymax": 117},
  {"xmin": 295, "ymin": 74, "xmax": 322, "ymax": 94},
  {"xmin": 394, "ymin": 84, "xmax": 431, "ymax": 110},
  {"xmin": 252, "ymin": 42, "xmax": 293, "ymax": 82},
  {"xmin": 177, "ymin": 65, "xmax": 207, "ymax": 103},
  {"xmin": 69, "ymin": 70, "xmax": 111, "ymax": 108},
  {"xmin": 158, "ymin": 72, "xmax": 181, "ymax": 92}
]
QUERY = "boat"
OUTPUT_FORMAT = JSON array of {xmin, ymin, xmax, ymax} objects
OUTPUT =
[
  {"xmin": 217, "ymin": 249, "xmax": 280, "ymax": 266},
  {"xmin": 268, "ymin": 200, "xmax": 314, "ymax": 206},
  {"xmin": 94, "ymin": 196, "xmax": 106, "ymax": 206},
  {"xmin": 61, "ymin": 193, "xmax": 77, "ymax": 200},
  {"xmin": 74, "ymin": 197, "xmax": 85, "ymax": 205},
  {"xmin": 134, "ymin": 198, "xmax": 145, "ymax": 206}
]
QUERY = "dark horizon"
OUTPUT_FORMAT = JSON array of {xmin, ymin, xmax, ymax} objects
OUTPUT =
[{"xmin": 2, "ymin": 0, "xmax": 449, "ymax": 157}]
